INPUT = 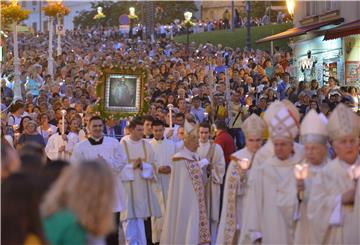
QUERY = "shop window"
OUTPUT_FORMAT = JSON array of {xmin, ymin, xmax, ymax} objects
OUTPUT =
[
  {"xmin": 32, "ymin": 1, "xmax": 37, "ymax": 6},
  {"xmin": 21, "ymin": 1, "xmax": 26, "ymax": 8},
  {"xmin": 325, "ymin": 1, "xmax": 332, "ymax": 11}
]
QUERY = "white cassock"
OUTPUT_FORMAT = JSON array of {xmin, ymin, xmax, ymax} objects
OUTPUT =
[
  {"xmin": 120, "ymin": 138, "xmax": 161, "ymax": 245},
  {"xmin": 197, "ymin": 141, "xmax": 225, "ymax": 245},
  {"xmin": 45, "ymin": 133, "xmax": 70, "ymax": 161},
  {"xmin": 160, "ymin": 147, "xmax": 211, "ymax": 245},
  {"xmin": 149, "ymin": 137, "xmax": 176, "ymax": 243},
  {"xmin": 307, "ymin": 156, "xmax": 360, "ymax": 244},
  {"xmin": 216, "ymin": 147, "xmax": 254, "ymax": 245},
  {"xmin": 293, "ymin": 160, "xmax": 328, "ymax": 244},
  {"xmin": 65, "ymin": 132, "xmax": 80, "ymax": 157},
  {"xmin": 240, "ymin": 152, "xmax": 304, "ymax": 245},
  {"xmin": 70, "ymin": 136, "xmax": 128, "ymax": 213}
]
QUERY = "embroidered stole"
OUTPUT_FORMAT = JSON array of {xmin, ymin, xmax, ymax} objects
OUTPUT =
[
  {"xmin": 123, "ymin": 140, "xmax": 153, "ymax": 217},
  {"xmin": 184, "ymin": 159, "xmax": 211, "ymax": 244},
  {"xmin": 223, "ymin": 154, "xmax": 254, "ymax": 244}
]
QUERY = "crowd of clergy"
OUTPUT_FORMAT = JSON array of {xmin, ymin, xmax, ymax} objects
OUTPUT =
[{"xmin": 3, "ymin": 99, "xmax": 359, "ymax": 245}]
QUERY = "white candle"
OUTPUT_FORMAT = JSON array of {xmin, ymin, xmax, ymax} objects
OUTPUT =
[
  {"xmin": 348, "ymin": 165, "xmax": 360, "ymax": 180},
  {"xmin": 167, "ymin": 104, "xmax": 173, "ymax": 128},
  {"xmin": 61, "ymin": 109, "xmax": 66, "ymax": 135}
]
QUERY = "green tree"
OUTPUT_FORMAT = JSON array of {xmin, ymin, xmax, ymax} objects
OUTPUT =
[{"xmin": 73, "ymin": 1, "xmax": 198, "ymax": 28}]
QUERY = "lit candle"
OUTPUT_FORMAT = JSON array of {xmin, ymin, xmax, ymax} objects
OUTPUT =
[
  {"xmin": 167, "ymin": 104, "xmax": 174, "ymax": 128},
  {"xmin": 47, "ymin": 128, "xmax": 52, "ymax": 135},
  {"xmin": 294, "ymin": 164, "xmax": 309, "ymax": 180},
  {"xmin": 348, "ymin": 165, "xmax": 360, "ymax": 181},
  {"xmin": 61, "ymin": 109, "xmax": 66, "ymax": 135},
  {"xmin": 237, "ymin": 158, "xmax": 251, "ymax": 170},
  {"xmin": 294, "ymin": 163, "xmax": 309, "ymax": 201}
]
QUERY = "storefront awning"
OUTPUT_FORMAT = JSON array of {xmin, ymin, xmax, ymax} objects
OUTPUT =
[
  {"xmin": 323, "ymin": 20, "xmax": 360, "ymax": 40},
  {"xmin": 256, "ymin": 17, "xmax": 344, "ymax": 44}
]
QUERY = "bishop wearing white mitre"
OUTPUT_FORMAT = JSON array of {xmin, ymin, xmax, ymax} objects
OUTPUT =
[
  {"xmin": 240, "ymin": 104, "xmax": 304, "ymax": 244},
  {"xmin": 216, "ymin": 114, "xmax": 265, "ymax": 244},
  {"xmin": 307, "ymin": 103, "xmax": 360, "ymax": 244},
  {"xmin": 293, "ymin": 109, "xmax": 330, "ymax": 244},
  {"xmin": 161, "ymin": 126, "xmax": 211, "ymax": 244},
  {"xmin": 239, "ymin": 100, "xmax": 304, "ymax": 244}
]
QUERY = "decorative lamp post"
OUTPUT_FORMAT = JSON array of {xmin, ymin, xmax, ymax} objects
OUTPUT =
[
  {"xmin": 128, "ymin": 7, "xmax": 138, "ymax": 39},
  {"xmin": 286, "ymin": 0, "xmax": 295, "ymax": 17},
  {"xmin": 1, "ymin": 0, "xmax": 30, "ymax": 100},
  {"xmin": 43, "ymin": 0, "xmax": 70, "ymax": 79},
  {"xmin": 183, "ymin": 11, "xmax": 193, "ymax": 55}
]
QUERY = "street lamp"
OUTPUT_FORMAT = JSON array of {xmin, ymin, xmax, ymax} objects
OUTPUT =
[
  {"xmin": 184, "ymin": 11, "xmax": 192, "ymax": 55},
  {"xmin": 286, "ymin": 0, "xmax": 295, "ymax": 17}
]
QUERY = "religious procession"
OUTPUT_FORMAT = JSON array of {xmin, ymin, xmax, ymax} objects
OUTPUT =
[{"xmin": 1, "ymin": 1, "xmax": 360, "ymax": 245}]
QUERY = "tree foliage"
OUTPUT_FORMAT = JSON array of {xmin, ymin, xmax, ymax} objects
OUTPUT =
[{"xmin": 73, "ymin": 1, "xmax": 198, "ymax": 28}]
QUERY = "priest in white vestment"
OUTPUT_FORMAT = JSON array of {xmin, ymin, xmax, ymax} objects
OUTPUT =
[
  {"xmin": 120, "ymin": 117, "xmax": 161, "ymax": 245},
  {"xmin": 294, "ymin": 110, "xmax": 329, "ymax": 244},
  {"xmin": 307, "ymin": 103, "xmax": 360, "ymax": 244},
  {"xmin": 70, "ymin": 116, "xmax": 128, "ymax": 244},
  {"xmin": 217, "ymin": 114, "xmax": 265, "ymax": 244},
  {"xmin": 45, "ymin": 119, "xmax": 71, "ymax": 160},
  {"xmin": 197, "ymin": 122, "xmax": 225, "ymax": 244},
  {"xmin": 161, "ymin": 126, "xmax": 211, "ymax": 244},
  {"xmin": 240, "ymin": 100, "xmax": 304, "ymax": 244},
  {"xmin": 240, "ymin": 106, "xmax": 304, "ymax": 245},
  {"xmin": 149, "ymin": 120, "xmax": 176, "ymax": 243}
]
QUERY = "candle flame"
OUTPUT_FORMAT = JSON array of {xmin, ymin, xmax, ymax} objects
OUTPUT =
[
  {"xmin": 294, "ymin": 164, "xmax": 308, "ymax": 180},
  {"xmin": 238, "ymin": 158, "xmax": 250, "ymax": 170}
]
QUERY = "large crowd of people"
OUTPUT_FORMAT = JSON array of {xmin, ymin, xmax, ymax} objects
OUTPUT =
[{"xmin": 1, "ymin": 25, "xmax": 360, "ymax": 245}]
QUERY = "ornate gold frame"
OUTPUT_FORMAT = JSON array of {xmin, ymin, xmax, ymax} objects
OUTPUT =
[{"xmin": 97, "ymin": 67, "xmax": 146, "ymax": 118}]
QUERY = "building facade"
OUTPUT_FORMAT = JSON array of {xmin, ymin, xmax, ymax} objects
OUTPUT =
[
  {"xmin": 292, "ymin": 1, "xmax": 360, "ymax": 86},
  {"xmin": 21, "ymin": 0, "xmax": 92, "ymax": 32}
]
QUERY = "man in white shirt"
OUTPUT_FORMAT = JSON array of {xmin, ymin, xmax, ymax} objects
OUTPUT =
[{"xmin": 71, "ymin": 116, "xmax": 128, "ymax": 244}]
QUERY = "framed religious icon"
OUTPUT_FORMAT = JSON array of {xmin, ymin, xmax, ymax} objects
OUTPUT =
[{"xmin": 97, "ymin": 68, "xmax": 146, "ymax": 117}]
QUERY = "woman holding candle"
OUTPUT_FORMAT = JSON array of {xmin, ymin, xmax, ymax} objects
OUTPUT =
[
  {"xmin": 293, "ymin": 110, "xmax": 330, "ymax": 244},
  {"xmin": 217, "ymin": 114, "xmax": 265, "ymax": 244},
  {"xmin": 307, "ymin": 104, "xmax": 360, "ymax": 244}
]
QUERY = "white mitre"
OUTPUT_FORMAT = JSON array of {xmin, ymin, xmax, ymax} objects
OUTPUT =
[
  {"xmin": 300, "ymin": 109, "xmax": 328, "ymax": 145},
  {"xmin": 263, "ymin": 100, "xmax": 283, "ymax": 126},
  {"xmin": 270, "ymin": 106, "xmax": 299, "ymax": 141},
  {"xmin": 242, "ymin": 113, "xmax": 266, "ymax": 138},
  {"xmin": 328, "ymin": 103, "xmax": 360, "ymax": 141}
]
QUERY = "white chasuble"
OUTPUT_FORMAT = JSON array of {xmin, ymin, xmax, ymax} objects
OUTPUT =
[
  {"xmin": 160, "ymin": 147, "xmax": 211, "ymax": 245},
  {"xmin": 240, "ymin": 153, "xmax": 303, "ymax": 245},
  {"xmin": 293, "ymin": 160, "xmax": 328, "ymax": 244},
  {"xmin": 307, "ymin": 156, "xmax": 360, "ymax": 244},
  {"xmin": 217, "ymin": 147, "xmax": 254, "ymax": 245}
]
